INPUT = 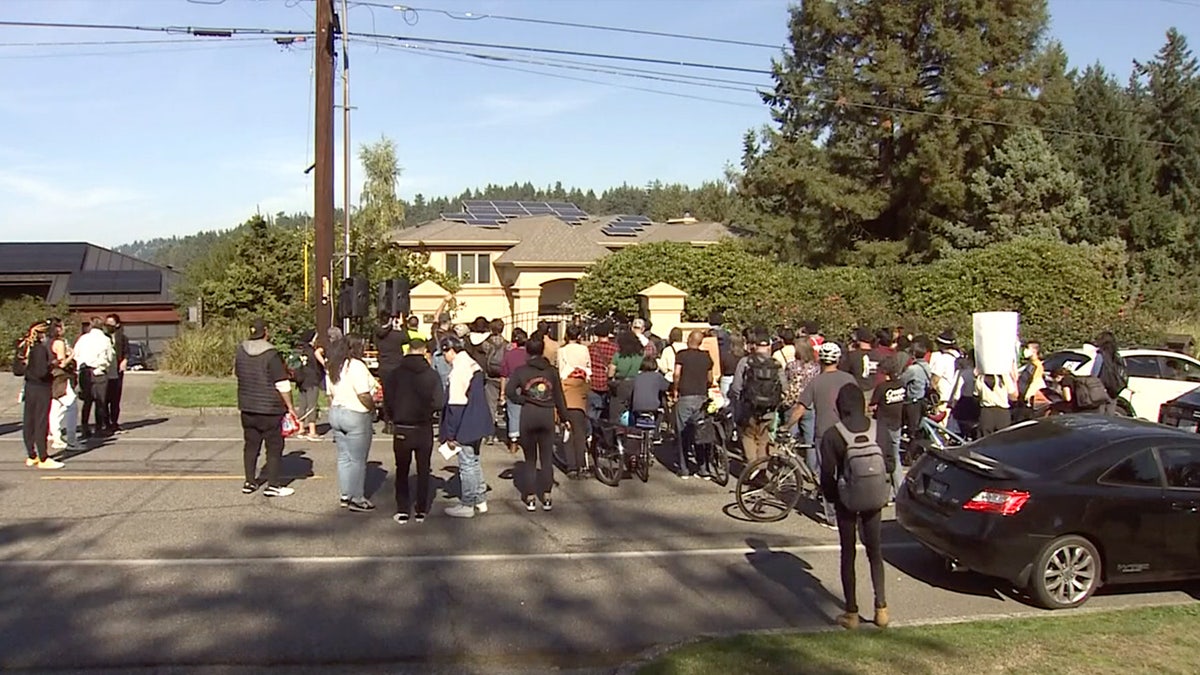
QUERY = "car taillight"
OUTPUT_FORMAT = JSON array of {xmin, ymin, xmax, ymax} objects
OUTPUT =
[{"xmin": 962, "ymin": 489, "xmax": 1030, "ymax": 516}]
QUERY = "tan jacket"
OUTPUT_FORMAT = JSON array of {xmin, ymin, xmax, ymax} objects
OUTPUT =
[{"xmin": 562, "ymin": 375, "xmax": 589, "ymax": 411}]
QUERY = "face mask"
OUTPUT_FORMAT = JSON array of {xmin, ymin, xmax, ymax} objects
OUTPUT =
[{"xmin": 1023, "ymin": 347, "xmax": 1035, "ymax": 360}]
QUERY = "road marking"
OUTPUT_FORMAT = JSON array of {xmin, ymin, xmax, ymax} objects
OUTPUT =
[
  {"xmin": 0, "ymin": 542, "xmax": 922, "ymax": 568},
  {"xmin": 38, "ymin": 474, "xmax": 324, "ymax": 481}
]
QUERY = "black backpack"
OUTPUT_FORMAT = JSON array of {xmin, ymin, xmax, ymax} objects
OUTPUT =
[
  {"xmin": 484, "ymin": 335, "xmax": 507, "ymax": 378},
  {"xmin": 1073, "ymin": 375, "xmax": 1110, "ymax": 411},
  {"xmin": 742, "ymin": 354, "xmax": 783, "ymax": 412},
  {"xmin": 1099, "ymin": 354, "xmax": 1128, "ymax": 399},
  {"xmin": 11, "ymin": 337, "xmax": 29, "ymax": 377}
]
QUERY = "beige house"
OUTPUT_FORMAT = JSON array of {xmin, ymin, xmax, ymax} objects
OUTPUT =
[{"xmin": 393, "ymin": 204, "xmax": 731, "ymax": 328}]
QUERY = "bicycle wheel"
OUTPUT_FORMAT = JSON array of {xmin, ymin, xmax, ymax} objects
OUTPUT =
[
  {"xmin": 591, "ymin": 431, "xmax": 623, "ymax": 487},
  {"xmin": 634, "ymin": 433, "xmax": 651, "ymax": 483},
  {"xmin": 736, "ymin": 455, "xmax": 803, "ymax": 522}
]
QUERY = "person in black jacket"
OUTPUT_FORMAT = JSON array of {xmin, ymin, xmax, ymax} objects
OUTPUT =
[
  {"xmin": 505, "ymin": 337, "xmax": 570, "ymax": 512},
  {"xmin": 384, "ymin": 338, "xmax": 445, "ymax": 524},
  {"xmin": 104, "ymin": 313, "xmax": 130, "ymax": 433},
  {"xmin": 21, "ymin": 321, "xmax": 63, "ymax": 469},
  {"xmin": 820, "ymin": 383, "xmax": 894, "ymax": 631},
  {"xmin": 375, "ymin": 312, "xmax": 408, "ymax": 434},
  {"xmin": 234, "ymin": 318, "xmax": 299, "ymax": 497}
]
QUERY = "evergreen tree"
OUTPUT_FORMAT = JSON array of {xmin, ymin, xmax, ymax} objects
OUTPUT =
[
  {"xmin": 739, "ymin": 0, "xmax": 1055, "ymax": 260},
  {"xmin": 1135, "ymin": 28, "xmax": 1200, "ymax": 263}
]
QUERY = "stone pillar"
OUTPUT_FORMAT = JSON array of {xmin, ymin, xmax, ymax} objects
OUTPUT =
[
  {"xmin": 638, "ymin": 282, "xmax": 688, "ymax": 337},
  {"xmin": 409, "ymin": 280, "xmax": 451, "ymax": 332},
  {"xmin": 511, "ymin": 285, "xmax": 542, "ymax": 320}
]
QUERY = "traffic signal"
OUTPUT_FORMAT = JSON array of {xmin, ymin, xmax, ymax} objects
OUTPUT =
[{"xmin": 337, "ymin": 276, "xmax": 370, "ymax": 319}]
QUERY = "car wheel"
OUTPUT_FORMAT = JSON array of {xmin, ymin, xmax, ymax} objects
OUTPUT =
[{"xmin": 1030, "ymin": 535, "xmax": 1101, "ymax": 609}]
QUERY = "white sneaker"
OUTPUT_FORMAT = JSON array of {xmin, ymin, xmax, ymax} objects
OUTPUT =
[
  {"xmin": 50, "ymin": 442, "xmax": 68, "ymax": 450},
  {"xmin": 38, "ymin": 458, "xmax": 65, "ymax": 470},
  {"xmin": 475, "ymin": 501, "xmax": 489, "ymax": 514},
  {"xmin": 263, "ymin": 486, "xmax": 295, "ymax": 497},
  {"xmin": 25, "ymin": 457, "xmax": 38, "ymax": 467},
  {"xmin": 445, "ymin": 504, "xmax": 476, "ymax": 518}
]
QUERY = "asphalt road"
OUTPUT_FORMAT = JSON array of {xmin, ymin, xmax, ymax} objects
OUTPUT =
[{"xmin": 1, "ymin": 374, "xmax": 1196, "ymax": 673}]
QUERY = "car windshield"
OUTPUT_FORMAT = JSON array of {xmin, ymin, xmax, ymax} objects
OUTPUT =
[{"xmin": 956, "ymin": 420, "xmax": 1098, "ymax": 474}]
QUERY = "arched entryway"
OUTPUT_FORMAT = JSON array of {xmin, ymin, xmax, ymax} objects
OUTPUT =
[{"xmin": 539, "ymin": 279, "xmax": 577, "ymax": 315}]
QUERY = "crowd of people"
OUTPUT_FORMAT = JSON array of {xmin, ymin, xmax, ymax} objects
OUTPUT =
[
  {"xmin": 16, "ymin": 315, "xmax": 131, "ymax": 469},
  {"xmin": 17, "ymin": 308, "xmax": 1130, "ymax": 631}
]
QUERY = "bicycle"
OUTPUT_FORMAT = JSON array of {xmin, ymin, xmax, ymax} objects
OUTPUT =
[
  {"xmin": 735, "ymin": 431, "xmax": 819, "ymax": 523},
  {"xmin": 903, "ymin": 415, "xmax": 966, "ymax": 464},
  {"xmin": 692, "ymin": 403, "xmax": 733, "ymax": 486},
  {"xmin": 590, "ymin": 412, "xmax": 660, "ymax": 486}
]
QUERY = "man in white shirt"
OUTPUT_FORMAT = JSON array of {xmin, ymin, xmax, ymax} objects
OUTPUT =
[
  {"xmin": 73, "ymin": 317, "xmax": 115, "ymax": 438},
  {"xmin": 929, "ymin": 329, "xmax": 962, "ymax": 415}
]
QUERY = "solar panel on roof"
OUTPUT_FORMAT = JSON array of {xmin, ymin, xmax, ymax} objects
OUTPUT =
[
  {"xmin": 615, "ymin": 215, "xmax": 652, "ymax": 225},
  {"xmin": 601, "ymin": 227, "xmax": 639, "ymax": 237},
  {"xmin": 546, "ymin": 202, "xmax": 575, "ymax": 209},
  {"xmin": 68, "ymin": 270, "xmax": 161, "ymax": 295},
  {"xmin": 463, "ymin": 200, "xmax": 495, "ymax": 208},
  {"xmin": 0, "ymin": 243, "xmax": 88, "ymax": 273}
]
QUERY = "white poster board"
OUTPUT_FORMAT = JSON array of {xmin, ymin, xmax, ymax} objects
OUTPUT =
[{"xmin": 973, "ymin": 312, "xmax": 1019, "ymax": 375}]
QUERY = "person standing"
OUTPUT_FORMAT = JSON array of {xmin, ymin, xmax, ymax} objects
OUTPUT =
[
  {"xmin": 708, "ymin": 312, "xmax": 736, "ymax": 398},
  {"xmin": 587, "ymin": 320, "xmax": 618, "ymax": 425},
  {"xmin": 20, "ymin": 321, "xmax": 63, "ymax": 469},
  {"xmin": 374, "ymin": 313, "xmax": 407, "ymax": 435},
  {"xmin": 976, "ymin": 372, "xmax": 1018, "ymax": 436},
  {"xmin": 673, "ymin": 330, "xmax": 714, "ymax": 479},
  {"xmin": 499, "ymin": 328, "xmax": 530, "ymax": 454},
  {"xmin": 821, "ymin": 383, "xmax": 893, "ymax": 630},
  {"xmin": 656, "ymin": 328, "xmax": 686, "ymax": 382},
  {"xmin": 326, "ymin": 336, "xmax": 378, "ymax": 512},
  {"xmin": 631, "ymin": 318, "xmax": 658, "ymax": 358},
  {"xmin": 557, "ymin": 324, "xmax": 591, "ymax": 379},
  {"xmin": 293, "ymin": 330, "xmax": 325, "ymax": 441},
  {"xmin": 870, "ymin": 355, "xmax": 907, "ymax": 499},
  {"xmin": 929, "ymin": 330, "xmax": 963, "ymax": 422},
  {"xmin": 73, "ymin": 317, "xmax": 114, "ymax": 439},
  {"xmin": 385, "ymin": 338, "xmax": 445, "ymax": 524},
  {"xmin": 440, "ymin": 336, "xmax": 493, "ymax": 518},
  {"xmin": 506, "ymin": 337, "xmax": 570, "ymax": 512},
  {"xmin": 730, "ymin": 333, "xmax": 785, "ymax": 465},
  {"xmin": 537, "ymin": 320, "xmax": 560, "ymax": 366},
  {"xmin": 785, "ymin": 342, "xmax": 856, "ymax": 525},
  {"xmin": 607, "ymin": 330, "xmax": 644, "ymax": 425},
  {"xmin": 561, "ymin": 356, "xmax": 590, "ymax": 479},
  {"xmin": 47, "ymin": 319, "xmax": 82, "ymax": 452},
  {"xmin": 104, "ymin": 314, "xmax": 129, "ymax": 433},
  {"xmin": 234, "ymin": 318, "xmax": 297, "ymax": 497},
  {"xmin": 782, "ymin": 338, "xmax": 821, "ymax": 445}
]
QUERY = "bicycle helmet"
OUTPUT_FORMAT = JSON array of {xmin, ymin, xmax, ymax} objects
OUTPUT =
[{"xmin": 817, "ymin": 342, "xmax": 842, "ymax": 365}]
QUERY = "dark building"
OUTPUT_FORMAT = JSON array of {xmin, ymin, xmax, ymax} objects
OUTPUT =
[{"xmin": 0, "ymin": 242, "xmax": 183, "ymax": 354}]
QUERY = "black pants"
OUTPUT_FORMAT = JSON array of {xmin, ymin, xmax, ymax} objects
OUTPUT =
[
  {"xmin": 22, "ymin": 382, "xmax": 52, "ymax": 461},
  {"xmin": 978, "ymin": 406, "xmax": 1011, "ymax": 436},
  {"xmin": 393, "ymin": 424, "xmax": 434, "ymax": 514},
  {"xmin": 520, "ymin": 405, "xmax": 556, "ymax": 499},
  {"xmin": 901, "ymin": 402, "xmax": 923, "ymax": 459},
  {"xmin": 241, "ymin": 412, "xmax": 284, "ymax": 486},
  {"xmin": 106, "ymin": 372, "xmax": 125, "ymax": 427},
  {"xmin": 79, "ymin": 367, "xmax": 109, "ymax": 434},
  {"xmin": 609, "ymin": 378, "xmax": 634, "ymax": 425},
  {"xmin": 835, "ymin": 506, "xmax": 886, "ymax": 614},
  {"xmin": 564, "ymin": 408, "xmax": 588, "ymax": 472}
]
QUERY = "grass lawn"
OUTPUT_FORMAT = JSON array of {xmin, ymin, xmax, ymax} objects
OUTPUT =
[
  {"xmin": 152, "ymin": 379, "xmax": 332, "ymax": 409},
  {"xmin": 639, "ymin": 604, "xmax": 1200, "ymax": 675}
]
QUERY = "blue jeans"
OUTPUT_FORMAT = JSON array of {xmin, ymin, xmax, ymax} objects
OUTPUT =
[
  {"xmin": 457, "ymin": 443, "xmax": 485, "ymax": 507},
  {"xmin": 505, "ymin": 400, "xmax": 522, "ymax": 441},
  {"xmin": 886, "ymin": 425, "xmax": 903, "ymax": 498},
  {"xmin": 329, "ymin": 406, "xmax": 373, "ymax": 500},
  {"xmin": 796, "ymin": 408, "xmax": 815, "ymax": 446},
  {"xmin": 587, "ymin": 391, "xmax": 607, "ymax": 426},
  {"xmin": 675, "ymin": 394, "xmax": 707, "ymax": 476}
]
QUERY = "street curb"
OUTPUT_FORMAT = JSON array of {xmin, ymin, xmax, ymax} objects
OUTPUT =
[
  {"xmin": 148, "ymin": 405, "xmax": 242, "ymax": 417},
  {"xmin": 611, "ymin": 598, "xmax": 1198, "ymax": 674}
]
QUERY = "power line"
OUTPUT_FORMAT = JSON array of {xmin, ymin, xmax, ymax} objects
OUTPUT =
[
  {"xmin": 0, "ymin": 19, "xmax": 311, "ymax": 38},
  {"xmin": 347, "ymin": 2, "xmax": 783, "ymax": 50}
]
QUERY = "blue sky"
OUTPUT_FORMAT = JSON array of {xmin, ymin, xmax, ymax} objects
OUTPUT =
[{"xmin": 0, "ymin": 0, "xmax": 1196, "ymax": 247}]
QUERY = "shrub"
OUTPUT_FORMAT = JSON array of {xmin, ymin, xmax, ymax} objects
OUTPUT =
[
  {"xmin": 161, "ymin": 322, "xmax": 242, "ymax": 377},
  {"xmin": 0, "ymin": 296, "xmax": 71, "ymax": 369}
]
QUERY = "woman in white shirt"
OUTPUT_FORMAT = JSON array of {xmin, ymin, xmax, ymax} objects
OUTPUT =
[
  {"xmin": 325, "ymin": 336, "xmax": 379, "ymax": 512},
  {"xmin": 656, "ymin": 328, "xmax": 687, "ymax": 382},
  {"xmin": 975, "ymin": 370, "xmax": 1018, "ymax": 437}
]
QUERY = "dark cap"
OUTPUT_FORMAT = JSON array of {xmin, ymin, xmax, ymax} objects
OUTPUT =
[
  {"xmin": 852, "ymin": 327, "xmax": 872, "ymax": 343},
  {"xmin": 249, "ymin": 318, "xmax": 267, "ymax": 340},
  {"xmin": 801, "ymin": 320, "xmax": 820, "ymax": 336},
  {"xmin": 754, "ymin": 335, "xmax": 771, "ymax": 347},
  {"xmin": 937, "ymin": 329, "xmax": 957, "ymax": 346},
  {"xmin": 299, "ymin": 329, "xmax": 317, "ymax": 344}
]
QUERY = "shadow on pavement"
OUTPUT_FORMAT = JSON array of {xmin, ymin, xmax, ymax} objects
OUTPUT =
[
  {"xmin": 0, "ymin": 422, "xmax": 20, "ymax": 438},
  {"xmin": 118, "ymin": 417, "xmax": 170, "ymax": 432},
  {"xmin": 745, "ymin": 537, "xmax": 840, "ymax": 625},
  {"xmin": 280, "ymin": 451, "xmax": 316, "ymax": 486},
  {"xmin": 882, "ymin": 537, "xmax": 1022, "ymax": 603}
]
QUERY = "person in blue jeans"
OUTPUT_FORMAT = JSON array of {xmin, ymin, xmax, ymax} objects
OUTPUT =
[
  {"xmin": 439, "ymin": 336, "xmax": 493, "ymax": 518},
  {"xmin": 672, "ymin": 330, "xmax": 714, "ymax": 479},
  {"xmin": 324, "ymin": 336, "xmax": 378, "ymax": 512}
]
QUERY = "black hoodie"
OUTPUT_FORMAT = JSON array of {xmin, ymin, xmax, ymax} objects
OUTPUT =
[
  {"xmin": 384, "ymin": 353, "xmax": 445, "ymax": 426},
  {"xmin": 375, "ymin": 326, "xmax": 408, "ymax": 375},
  {"xmin": 505, "ymin": 356, "xmax": 569, "ymax": 419},
  {"xmin": 820, "ymin": 383, "xmax": 895, "ymax": 504}
]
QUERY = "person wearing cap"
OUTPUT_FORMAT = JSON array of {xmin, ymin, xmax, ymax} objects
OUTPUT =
[
  {"xmin": 294, "ymin": 329, "xmax": 325, "ymax": 441},
  {"xmin": 631, "ymin": 318, "xmax": 658, "ymax": 359},
  {"xmin": 730, "ymin": 331, "xmax": 786, "ymax": 465},
  {"xmin": 785, "ymin": 341, "xmax": 856, "ymax": 526},
  {"xmin": 21, "ymin": 320, "xmax": 63, "ymax": 469},
  {"xmin": 235, "ymin": 318, "xmax": 298, "ymax": 498},
  {"xmin": 929, "ymin": 329, "xmax": 962, "ymax": 421},
  {"xmin": 384, "ymin": 337, "xmax": 445, "ymax": 524},
  {"xmin": 841, "ymin": 327, "xmax": 876, "ymax": 394},
  {"xmin": 375, "ymin": 312, "xmax": 407, "ymax": 435}
]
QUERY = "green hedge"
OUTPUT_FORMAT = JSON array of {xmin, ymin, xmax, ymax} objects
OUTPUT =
[
  {"xmin": 576, "ymin": 238, "xmax": 1166, "ymax": 352},
  {"xmin": 0, "ymin": 297, "xmax": 73, "ymax": 369}
]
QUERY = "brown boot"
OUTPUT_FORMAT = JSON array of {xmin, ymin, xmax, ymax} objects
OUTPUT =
[
  {"xmin": 874, "ymin": 606, "xmax": 890, "ymax": 628},
  {"xmin": 836, "ymin": 612, "xmax": 860, "ymax": 630}
]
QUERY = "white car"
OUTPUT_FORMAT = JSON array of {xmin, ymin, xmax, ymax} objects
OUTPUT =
[{"xmin": 1043, "ymin": 348, "xmax": 1200, "ymax": 421}]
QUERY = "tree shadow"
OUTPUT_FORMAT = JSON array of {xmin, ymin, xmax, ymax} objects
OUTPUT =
[
  {"xmin": 744, "ymin": 537, "xmax": 842, "ymax": 625},
  {"xmin": 118, "ymin": 417, "xmax": 170, "ymax": 432},
  {"xmin": 0, "ymin": 422, "xmax": 20, "ymax": 437},
  {"xmin": 0, "ymin": 520, "xmax": 72, "ymax": 551}
]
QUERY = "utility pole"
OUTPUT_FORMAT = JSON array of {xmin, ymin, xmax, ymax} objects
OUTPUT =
[
  {"xmin": 314, "ymin": 0, "xmax": 336, "ymax": 342},
  {"xmin": 340, "ymin": 0, "xmax": 352, "ymax": 335}
]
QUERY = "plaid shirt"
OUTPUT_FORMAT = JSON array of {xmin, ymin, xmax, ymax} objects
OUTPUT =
[{"xmin": 588, "ymin": 339, "xmax": 619, "ymax": 393}]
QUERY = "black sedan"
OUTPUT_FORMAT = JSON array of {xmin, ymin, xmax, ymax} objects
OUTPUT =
[{"xmin": 897, "ymin": 414, "xmax": 1200, "ymax": 609}]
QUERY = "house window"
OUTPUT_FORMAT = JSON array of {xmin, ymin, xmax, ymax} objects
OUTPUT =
[{"xmin": 446, "ymin": 253, "xmax": 491, "ymax": 284}]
